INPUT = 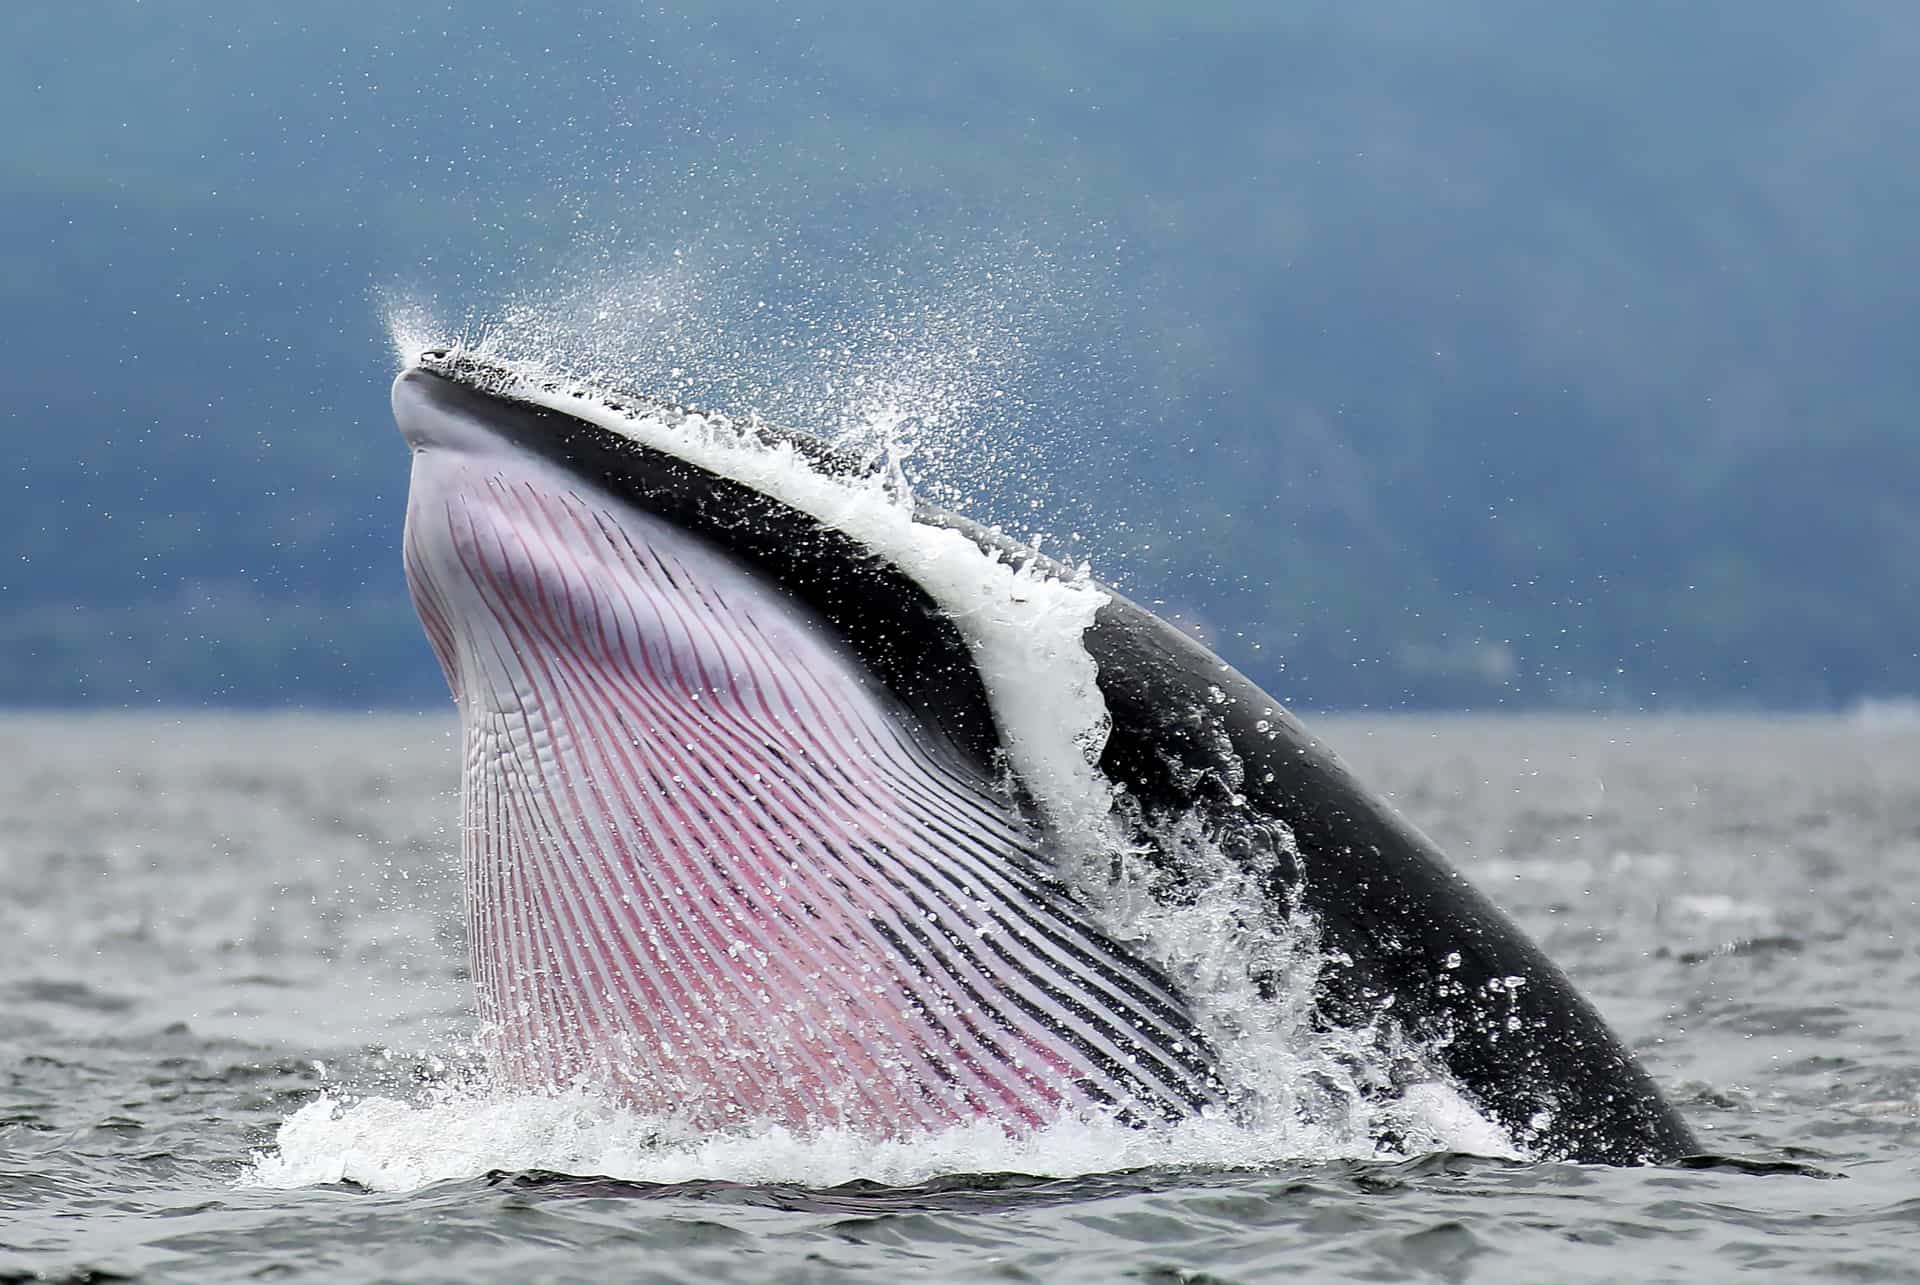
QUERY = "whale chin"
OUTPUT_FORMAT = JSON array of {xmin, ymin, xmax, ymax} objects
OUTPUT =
[{"xmin": 396, "ymin": 367, "xmax": 1221, "ymax": 1133}]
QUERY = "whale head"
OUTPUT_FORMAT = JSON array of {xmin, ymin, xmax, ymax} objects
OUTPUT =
[{"xmin": 391, "ymin": 347, "xmax": 1699, "ymax": 1163}]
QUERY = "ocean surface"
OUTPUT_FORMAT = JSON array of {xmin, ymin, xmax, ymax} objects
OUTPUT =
[{"xmin": 3, "ymin": 711, "xmax": 1916, "ymax": 1282}]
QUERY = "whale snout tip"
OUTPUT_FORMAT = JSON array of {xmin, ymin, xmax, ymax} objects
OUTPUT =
[
  {"xmin": 391, "ymin": 358, "xmax": 520, "ymax": 456},
  {"xmin": 390, "ymin": 362, "xmax": 469, "ymax": 450},
  {"xmin": 390, "ymin": 366, "xmax": 437, "ymax": 450}
]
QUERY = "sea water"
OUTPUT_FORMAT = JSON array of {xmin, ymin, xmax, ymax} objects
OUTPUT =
[{"xmin": 3, "ymin": 712, "xmax": 1916, "ymax": 1281}]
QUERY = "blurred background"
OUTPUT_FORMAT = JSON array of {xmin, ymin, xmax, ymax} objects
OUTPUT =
[{"xmin": 5, "ymin": 1, "xmax": 1915, "ymax": 711}]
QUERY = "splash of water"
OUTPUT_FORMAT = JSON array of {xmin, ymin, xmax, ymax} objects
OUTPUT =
[
  {"xmin": 244, "ymin": 1078, "xmax": 1516, "ymax": 1194},
  {"xmin": 381, "ymin": 238, "xmax": 1083, "ymax": 529}
]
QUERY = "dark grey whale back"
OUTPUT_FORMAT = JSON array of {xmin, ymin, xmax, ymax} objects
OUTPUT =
[{"xmin": 1079, "ymin": 588, "xmax": 1698, "ymax": 1163}]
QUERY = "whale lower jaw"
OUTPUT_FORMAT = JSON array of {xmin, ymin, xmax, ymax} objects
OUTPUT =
[{"xmin": 398, "ymin": 376, "xmax": 1221, "ymax": 1133}]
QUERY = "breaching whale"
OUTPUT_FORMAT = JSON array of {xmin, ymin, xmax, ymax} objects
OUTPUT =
[{"xmin": 393, "ymin": 349, "xmax": 1698, "ymax": 1165}]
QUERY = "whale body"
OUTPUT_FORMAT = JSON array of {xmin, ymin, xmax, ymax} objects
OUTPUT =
[{"xmin": 392, "ymin": 350, "xmax": 1697, "ymax": 1164}]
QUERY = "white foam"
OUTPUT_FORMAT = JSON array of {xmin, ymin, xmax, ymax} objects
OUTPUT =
[{"xmin": 244, "ymin": 1081, "xmax": 1518, "ymax": 1194}]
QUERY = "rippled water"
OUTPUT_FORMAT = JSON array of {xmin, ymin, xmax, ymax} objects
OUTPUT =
[{"xmin": 4, "ymin": 712, "xmax": 1916, "ymax": 1281}]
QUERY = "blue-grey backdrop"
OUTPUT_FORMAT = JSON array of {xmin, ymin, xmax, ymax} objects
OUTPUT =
[{"xmin": 5, "ymin": 2, "xmax": 1915, "ymax": 709}]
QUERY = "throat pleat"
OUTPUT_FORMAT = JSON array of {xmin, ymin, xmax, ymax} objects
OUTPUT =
[{"xmin": 406, "ymin": 452, "xmax": 1223, "ymax": 1133}]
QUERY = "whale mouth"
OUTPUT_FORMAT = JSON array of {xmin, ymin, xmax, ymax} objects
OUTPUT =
[{"xmin": 393, "ymin": 365, "xmax": 1221, "ymax": 1133}]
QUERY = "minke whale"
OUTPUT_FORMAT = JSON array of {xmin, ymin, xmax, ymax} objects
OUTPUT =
[{"xmin": 392, "ymin": 349, "xmax": 1698, "ymax": 1165}]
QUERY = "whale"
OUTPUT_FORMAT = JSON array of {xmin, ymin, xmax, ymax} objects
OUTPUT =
[{"xmin": 392, "ymin": 348, "xmax": 1698, "ymax": 1165}]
